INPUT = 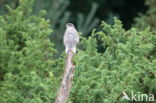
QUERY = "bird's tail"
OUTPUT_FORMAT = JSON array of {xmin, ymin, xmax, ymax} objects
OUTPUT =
[{"xmin": 65, "ymin": 47, "xmax": 76, "ymax": 54}]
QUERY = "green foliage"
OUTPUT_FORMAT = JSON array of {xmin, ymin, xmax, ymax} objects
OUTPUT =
[
  {"xmin": 0, "ymin": 0, "xmax": 63, "ymax": 102},
  {"xmin": 134, "ymin": 0, "xmax": 156, "ymax": 31},
  {"xmin": 69, "ymin": 18, "xmax": 156, "ymax": 103},
  {"xmin": 0, "ymin": 0, "xmax": 156, "ymax": 103},
  {"xmin": 0, "ymin": 0, "xmax": 99, "ymax": 55}
]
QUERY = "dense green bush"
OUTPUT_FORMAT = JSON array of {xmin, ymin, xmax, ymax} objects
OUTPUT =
[
  {"xmin": 0, "ymin": 0, "xmax": 63, "ymax": 102},
  {"xmin": 0, "ymin": 0, "xmax": 156, "ymax": 103},
  {"xmin": 0, "ymin": 0, "xmax": 99, "ymax": 55},
  {"xmin": 69, "ymin": 19, "xmax": 156, "ymax": 103}
]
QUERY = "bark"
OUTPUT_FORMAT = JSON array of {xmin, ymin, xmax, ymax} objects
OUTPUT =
[{"xmin": 55, "ymin": 50, "xmax": 75, "ymax": 103}]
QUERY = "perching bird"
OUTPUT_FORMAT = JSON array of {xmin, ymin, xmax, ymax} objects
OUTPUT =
[{"xmin": 63, "ymin": 23, "xmax": 79, "ymax": 54}]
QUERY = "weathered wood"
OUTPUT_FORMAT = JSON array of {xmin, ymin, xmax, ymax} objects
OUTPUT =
[{"xmin": 55, "ymin": 50, "xmax": 75, "ymax": 103}]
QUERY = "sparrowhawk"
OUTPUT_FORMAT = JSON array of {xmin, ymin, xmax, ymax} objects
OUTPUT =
[{"xmin": 63, "ymin": 23, "xmax": 79, "ymax": 54}]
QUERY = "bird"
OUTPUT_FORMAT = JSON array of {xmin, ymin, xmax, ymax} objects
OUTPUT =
[{"xmin": 63, "ymin": 23, "xmax": 79, "ymax": 54}]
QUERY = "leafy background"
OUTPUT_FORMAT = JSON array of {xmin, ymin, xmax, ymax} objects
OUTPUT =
[{"xmin": 0, "ymin": 0, "xmax": 156, "ymax": 103}]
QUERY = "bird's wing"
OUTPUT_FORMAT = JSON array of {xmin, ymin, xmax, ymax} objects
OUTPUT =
[
  {"xmin": 74, "ymin": 30, "xmax": 79, "ymax": 43},
  {"xmin": 63, "ymin": 30, "xmax": 69, "ymax": 44},
  {"xmin": 64, "ymin": 28, "xmax": 79, "ymax": 44}
]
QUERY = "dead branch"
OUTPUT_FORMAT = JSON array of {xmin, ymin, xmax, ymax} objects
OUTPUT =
[{"xmin": 55, "ymin": 50, "xmax": 75, "ymax": 103}]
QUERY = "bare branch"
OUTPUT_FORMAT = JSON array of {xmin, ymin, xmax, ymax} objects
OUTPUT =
[{"xmin": 55, "ymin": 50, "xmax": 75, "ymax": 103}]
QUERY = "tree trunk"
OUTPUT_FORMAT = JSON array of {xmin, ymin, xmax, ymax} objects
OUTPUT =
[{"xmin": 55, "ymin": 50, "xmax": 75, "ymax": 103}]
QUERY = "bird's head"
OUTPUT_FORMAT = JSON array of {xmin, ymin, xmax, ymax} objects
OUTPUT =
[{"xmin": 66, "ymin": 23, "xmax": 75, "ymax": 28}]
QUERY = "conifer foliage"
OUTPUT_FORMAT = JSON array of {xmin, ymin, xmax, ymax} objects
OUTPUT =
[
  {"xmin": 69, "ymin": 19, "xmax": 156, "ymax": 102},
  {"xmin": 0, "ymin": 0, "xmax": 62, "ymax": 102},
  {"xmin": 0, "ymin": 0, "xmax": 155, "ymax": 103}
]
